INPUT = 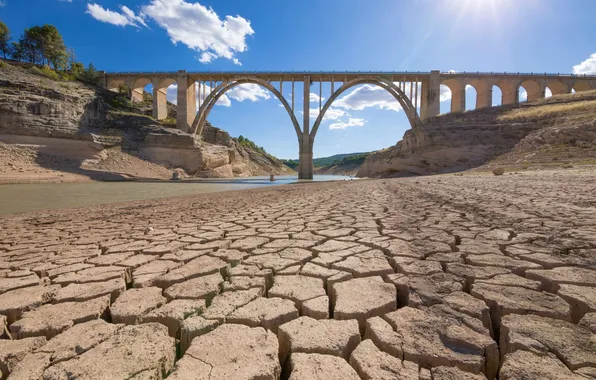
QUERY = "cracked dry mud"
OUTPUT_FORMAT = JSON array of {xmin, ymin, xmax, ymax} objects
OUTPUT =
[{"xmin": 0, "ymin": 171, "xmax": 595, "ymax": 379}]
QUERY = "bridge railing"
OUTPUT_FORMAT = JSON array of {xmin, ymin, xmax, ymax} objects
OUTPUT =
[
  {"xmin": 439, "ymin": 71, "xmax": 595, "ymax": 78},
  {"xmin": 104, "ymin": 70, "xmax": 596, "ymax": 79}
]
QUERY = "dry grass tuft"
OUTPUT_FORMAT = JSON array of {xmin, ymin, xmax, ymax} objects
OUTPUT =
[{"xmin": 498, "ymin": 100, "xmax": 596, "ymax": 122}]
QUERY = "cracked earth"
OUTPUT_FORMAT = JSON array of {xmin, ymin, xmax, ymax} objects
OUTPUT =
[{"xmin": 0, "ymin": 171, "xmax": 595, "ymax": 379}]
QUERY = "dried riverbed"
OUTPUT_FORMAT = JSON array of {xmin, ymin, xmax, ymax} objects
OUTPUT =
[{"xmin": 0, "ymin": 171, "xmax": 594, "ymax": 379}]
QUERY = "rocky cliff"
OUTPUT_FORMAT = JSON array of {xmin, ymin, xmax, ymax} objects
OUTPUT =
[
  {"xmin": 358, "ymin": 90, "xmax": 596, "ymax": 177},
  {"xmin": 0, "ymin": 61, "xmax": 293, "ymax": 182}
]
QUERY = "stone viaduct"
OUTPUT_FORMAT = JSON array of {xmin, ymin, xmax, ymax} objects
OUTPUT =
[{"xmin": 101, "ymin": 70, "xmax": 596, "ymax": 179}]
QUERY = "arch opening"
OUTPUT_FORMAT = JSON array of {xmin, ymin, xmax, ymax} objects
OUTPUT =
[
  {"xmin": 547, "ymin": 80, "xmax": 568, "ymax": 96},
  {"xmin": 573, "ymin": 82, "xmax": 593, "ymax": 93},
  {"xmin": 131, "ymin": 77, "xmax": 152, "ymax": 104},
  {"xmin": 192, "ymin": 78, "xmax": 302, "ymax": 142},
  {"xmin": 518, "ymin": 85, "xmax": 529, "ymax": 103},
  {"xmin": 439, "ymin": 84, "xmax": 452, "ymax": 115},
  {"xmin": 441, "ymin": 79, "xmax": 465, "ymax": 113},
  {"xmin": 492, "ymin": 85, "xmax": 503, "ymax": 107},
  {"xmin": 519, "ymin": 80, "xmax": 542, "ymax": 102},
  {"xmin": 545, "ymin": 87, "xmax": 553, "ymax": 99},
  {"xmin": 310, "ymin": 82, "xmax": 414, "ymax": 160},
  {"xmin": 310, "ymin": 78, "xmax": 421, "ymax": 143},
  {"xmin": 465, "ymin": 84, "xmax": 478, "ymax": 111}
]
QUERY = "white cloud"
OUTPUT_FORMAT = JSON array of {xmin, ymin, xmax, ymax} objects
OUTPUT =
[
  {"xmin": 323, "ymin": 107, "xmax": 346, "ymax": 120},
  {"xmin": 309, "ymin": 92, "xmax": 325, "ymax": 103},
  {"xmin": 198, "ymin": 52, "xmax": 217, "ymax": 63},
  {"xmin": 519, "ymin": 88, "xmax": 528, "ymax": 101},
  {"xmin": 232, "ymin": 58, "xmax": 242, "ymax": 66},
  {"xmin": 573, "ymin": 53, "xmax": 596, "ymax": 75},
  {"xmin": 334, "ymin": 85, "xmax": 402, "ymax": 112},
  {"xmin": 329, "ymin": 117, "xmax": 366, "ymax": 130},
  {"xmin": 309, "ymin": 107, "xmax": 346, "ymax": 121},
  {"xmin": 58, "ymin": 0, "xmax": 72, "ymax": 2},
  {"xmin": 226, "ymin": 84, "xmax": 270, "ymax": 102},
  {"xmin": 0, "ymin": 1, "xmax": 6, "ymax": 6},
  {"xmin": 86, "ymin": 3, "xmax": 145, "ymax": 28},
  {"xmin": 447, "ymin": 69, "xmax": 457, "ymax": 74},
  {"xmin": 439, "ymin": 85, "xmax": 452, "ymax": 102},
  {"xmin": 141, "ymin": 0, "xmax": 254, "ymax": 64},
  {"xmin": 332, "ymin": 83, "xmax": 433, "ymax": 112},
  {"xmin": 121, "ymin": 5, "xmax": 148, "ymax": 28},
  {"xmin": 545, "ymin": 88, "xmax": 552, "ymax": 98}
]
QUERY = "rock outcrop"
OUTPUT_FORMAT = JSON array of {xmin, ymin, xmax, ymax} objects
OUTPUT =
[
  {"xmin": 0, "ymin": 61, "xmax": 293, "ymax": 181},
  {"xmin": 358, "ymin": 91, "xmax": 596, "ymax": 177}
]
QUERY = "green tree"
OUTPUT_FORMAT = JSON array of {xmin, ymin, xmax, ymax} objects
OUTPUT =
[
  {"xmin": 81, "ymin": 63, "xmax": 99, "ymax": 83},
  {"xmin": 9, "ymin": 42, "xmax": 23, "ymax": 61},
  {"xmin": 40, "ymin": 24, "xmax": 67, "ymax": 70},
  {"xmin": 70, "ymin": 61, "xmax": 84, "ymax": 76},
  {"xmin": 16, "ymin": 25, "xmax": 67, "ymax": 68},
  {"xmin": 19, "ymin": 26, "xmax": 44, "ymax": 64},
  {"xmin": 0, "ymin": 21, "xmax": 10, "ymax": 59}
]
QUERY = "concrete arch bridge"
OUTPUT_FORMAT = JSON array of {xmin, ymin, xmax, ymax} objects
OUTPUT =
[{"xmin": 102, "ymin": 70, "xmax": 596, "ymax": 179}]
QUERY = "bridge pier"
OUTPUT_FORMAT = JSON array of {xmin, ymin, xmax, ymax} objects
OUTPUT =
[
  {"xmin": 451, "ymin": 86, "xmax": 466, "ymax": 113},
  {"xmin": 152, "ymin": 86, "xmax": 168, "ymax": 120},
  {"xmin": 176, "ymin": 70, "xmax": 196, "ymax": 133},
  {"xmin": 476, "ymin": 87, "xmax": 493, "ymax": 109},
  {"xmin": 298, "ymin": 75, "xmax": 313, "ymax": 180},
  {"xmin": 420, "ymin": 70, "xmax": 441, "ymax": 120}
]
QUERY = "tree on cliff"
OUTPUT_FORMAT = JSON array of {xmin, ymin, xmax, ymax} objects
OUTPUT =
[
  {"xmin": 0, "ymin": 21, "xmax": 10, "ymax": 59},
  {"xmin": 11, "ymin": 25, "xmax": 67, "ymax": 69}
]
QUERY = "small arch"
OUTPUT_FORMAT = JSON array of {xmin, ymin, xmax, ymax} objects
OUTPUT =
[
  {"xmin": 519, "ymin": 79, "xmax": 543, "ymax": 102},
  {"xmin": 573, "ymin": 81, "xmax": 593, "ymax": 93},
  {"xmin": 310, "ymin": 77, "xmax": 421, "ymax": 141},
  {"xmin": 441, "ymin": 79, "xmax": 465, "ymax": 113},
  {"xmin": 492, "ymin": 85, "xmax": 503, "ymax": 106},
  {"xmin": 191, "ymin": 78, "xmax": 302, "ymax": 140},
  {"xmin": 154, "ymin": 77, "xmax": 177, "ymax": 91},
  {"xmin": 467, "ymin": 80, "xmax": 491, "ymax": 110},
  {"xmin": 496, "ymin": 80, "xmax": 517, "ymax": 105},
  {"xmin": 131, "ymin": 77, "xmax": 152, "ymax": 103},
  {"xmin": 547, "ymin": 80, "xmax": 569, "ymax": 96},
  {"xmin": 107, "ymin": 78, "xmax": 126, "ymax": 92}
]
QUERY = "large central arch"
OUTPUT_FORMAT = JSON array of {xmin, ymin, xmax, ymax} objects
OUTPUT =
[
  {"xmin": 191, "ymin": 77, "xmax": 302, "ymax": 142},
  {"xmin": 309, "ymin": 77, "xmax": 422, "ymax": 142}
]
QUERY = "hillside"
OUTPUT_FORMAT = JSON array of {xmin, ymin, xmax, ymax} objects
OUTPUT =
[
  {"xmin": 358, "ymin": 90, "xmax": 596, "ymax": 178},
  {"xmin": 0, "ymin": 61, "xmax": 293, "ymax": 183},
  {"xmin": 282, "ymin": 152, "xmax": 370, "ymax": 176},
  {"xmin": 313, "ymin": 152, "xmax": 369, "ymax": 176}
]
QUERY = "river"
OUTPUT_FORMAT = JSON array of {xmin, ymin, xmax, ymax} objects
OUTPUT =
[{"xmin": 0, "ymin": 175, "xmax": 354, "ymax": 215}]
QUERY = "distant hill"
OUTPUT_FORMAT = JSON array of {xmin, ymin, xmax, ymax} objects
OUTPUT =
[{"xmin": 281, "ymin": 152, "xmax": 370, "ymax": 169}]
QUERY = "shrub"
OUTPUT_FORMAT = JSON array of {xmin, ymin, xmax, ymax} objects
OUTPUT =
[{"xmin": 30, "ymin": 65, "xmax": 60, "ymax": 81}]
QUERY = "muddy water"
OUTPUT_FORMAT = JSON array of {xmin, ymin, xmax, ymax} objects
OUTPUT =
[{"xmin": 0, "ymin": 175, "xmax": 353, "ymax": 215}]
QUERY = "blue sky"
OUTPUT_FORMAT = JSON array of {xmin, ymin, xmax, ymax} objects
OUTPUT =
[{"xmin": 2, "ymin": 0, "xmax": 596, "ymax": 159}]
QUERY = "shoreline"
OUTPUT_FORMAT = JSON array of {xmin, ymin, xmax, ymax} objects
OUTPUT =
[{"xmin": 0, "ymin": 174, "xmax": 357, "ymax": 215}]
